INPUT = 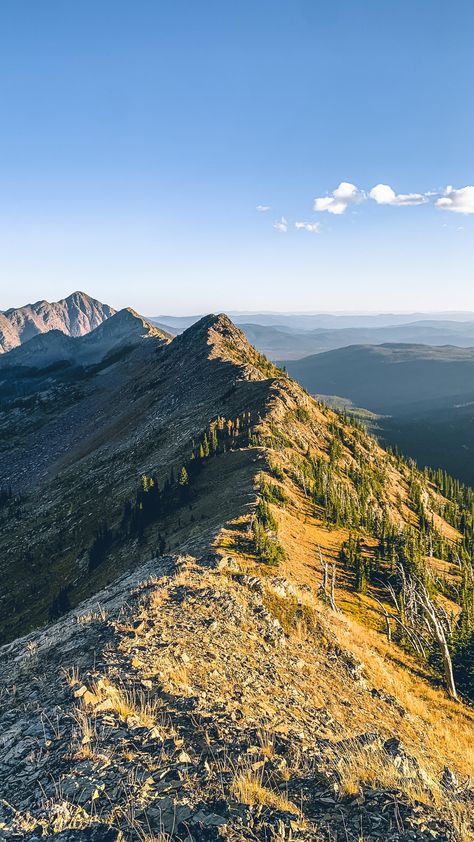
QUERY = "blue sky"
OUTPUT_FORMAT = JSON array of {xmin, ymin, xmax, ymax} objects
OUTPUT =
[{"xmin": 0, "ymin": 0, "xmax": 472, "ymax": 314}]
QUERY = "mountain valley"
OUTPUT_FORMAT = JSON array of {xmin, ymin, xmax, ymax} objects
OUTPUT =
[{"xmin": 283, "ymin": 344, "xmax": 474, "ymax": 486}]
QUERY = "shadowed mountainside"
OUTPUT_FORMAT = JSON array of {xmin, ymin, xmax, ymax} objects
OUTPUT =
[
  {"xmin": 283, "ymin": 343, "xmax": 474, "ymax": 485},
  {"xmin": 283, "ymin": 343, "xmax": 474, "ymax": 414}
]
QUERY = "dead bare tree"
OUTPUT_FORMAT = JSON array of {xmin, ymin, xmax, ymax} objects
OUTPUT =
[
  {"xmin": 300, "ymin": 470, "xmax": 307, "ymax": 497},
  {"xmin": 329, "ymin": 562, "xmax": 339, "ymax": 613},
  {"xmin": 383, "ymin": 581, "xmax": 427, "ymax": 657},
  {"xmin": 416, "ymin": 579, "xmax": 458, "ymax": 701},
  {"xmin": 382, "ymin": 564, "xmax": 458, "ymax": 701},
  {"xmin": 320, "ymin": 545, "xmax": 328, "ymax": 594},
  {"xmin": 371, "ymin": 593, "xmax": 392, "ymax": 643},
  {"xmin": 317, "ymin": 545, "xmax": 339, "ymax": 612}
]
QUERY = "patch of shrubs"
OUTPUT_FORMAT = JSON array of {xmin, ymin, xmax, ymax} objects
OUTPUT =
[
  {"xmin": 253, "ymin": 498, "xmax": 286, "ymax": 566},
  {"xmin": 267, "ymin": 460, "xmax": 285, "ymax": 482},
  {"xmin": 261, "ymin": 481, "xmax": 288, "ymax": 506},
  {"xmin": 256, "ymin": 498, "xmax": 278, "ymax": 531}
]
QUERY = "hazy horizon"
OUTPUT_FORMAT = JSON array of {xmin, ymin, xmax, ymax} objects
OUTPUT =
[{"xmin": 4, "ymin": 288, "xmax": 474, "ymax": 321}]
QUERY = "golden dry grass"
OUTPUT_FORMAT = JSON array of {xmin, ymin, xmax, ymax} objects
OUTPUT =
[
  {"xmin": 157, "ymin": 659, "xmax": 192, "ymax": 694},
  {"xmin": 335, "ymin": 613, "xmax": 474, "ymax": 778},
  {"xmin": 333, "ymin": 738, "xmax": 439, "ymax": 805},
  {"xmin": 69, "ymin": 708, "xmax": 97, "ymax": 760},
  {"xmin": 231, "ymin": 767, "xmax": 299, "ymax": 815},
  {"xmin": 215, "ymin": 477, "xmax": 474, "ymax": 790},
  {"xmin": 448, "ymin": 803, "xmax": 474, "ymax": 842},
  {"xmin": 334, "ymin": 740, "xmax": 473, "ymax": 840},
  {"xmin": 89, "ymin": 677, "xmax": 160, "ymax": 729},
  {"xmin": 256, "ymin": 727, "xmax": 276, "ymax": 759}
]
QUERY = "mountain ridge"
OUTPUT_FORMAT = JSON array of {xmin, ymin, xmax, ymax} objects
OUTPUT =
[
  {"xmin": 1, "ymin": 308, "xmax": 474, "ymax": 839},
  {"xmin": 0, "ymin": 307, "xmax": 171, "ymax": 369},
  {"xmin": 0, "ymin": 290, "xmax": 116, "ymax": 353}
]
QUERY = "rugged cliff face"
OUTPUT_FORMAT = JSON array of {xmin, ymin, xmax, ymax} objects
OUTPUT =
[
  {"xmin": 0, "ymin": 312, "xmax": 473, "ymax": 840},
  {"xmin": 0, "ymin": 290, "xmax": 116, "ymax": 353}
]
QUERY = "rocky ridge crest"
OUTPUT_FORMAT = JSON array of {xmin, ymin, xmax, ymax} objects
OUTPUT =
[{"xmin": 1, "ymin": 552, "xmax": 471, "ymax": 841}]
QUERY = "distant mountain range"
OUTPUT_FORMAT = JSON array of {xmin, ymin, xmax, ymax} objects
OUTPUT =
[
  {"xmin": 5, "ymin": 294, "xmax": 474, "ymax": 361},
  {"xmin": 151, "ymin": 310, "xmax": 474, "ymax": 331},
  {"xmin": 283, "ymin": 343, "xmax": 474, "ymax": 414},
  {"xmin": 0, "ymin": 291, "xmax": 115, "ymax": 353},
  {"xmin": 150, "ymin": 314, "xmax": 474, "ymax": 360}
]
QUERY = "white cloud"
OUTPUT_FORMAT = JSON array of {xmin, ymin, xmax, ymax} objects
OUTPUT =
[
  {"xmin": 313, "ymin": 182, "xmax": 365, "ymax": 215},
  {"xmin": 273, "ymin": 216, "xmax": 288, "ymax": 233},
  {"xmin": 435, "ymin": 186, "xmax": 474, "ymax": 214},
  {"xmin": 295, "ymin": 221, "xmax": 321, "ymax": 233},
  {"xmin": 267, "ymin": 180, "xmax": 473, "ymax": 234},
  {"xmin": 369, "ymin": 183, "xmax": 427, "ymax": 206}
]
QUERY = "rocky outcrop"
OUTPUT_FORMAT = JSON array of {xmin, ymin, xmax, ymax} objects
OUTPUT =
[{"xmin": 0, "ymin": 555, "xmax": 469, "ymax": 841}]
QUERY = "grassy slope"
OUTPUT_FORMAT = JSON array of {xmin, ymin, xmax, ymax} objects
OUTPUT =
[{"xmin": 213, "ymin": 376, "xmax": 474, "ymax": 774}]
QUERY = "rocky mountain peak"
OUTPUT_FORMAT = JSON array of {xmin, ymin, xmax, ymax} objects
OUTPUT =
[
  {"xmin": 0, "ymin": 306, "xmax": 173, "ymax": 370},
  {"xmin": 179, "ymin": 312, "xmax": 243, "ymax": 341},
  {"xmin": 173, "ymin": 312, "xmax": 280, "ymax": 382},
  {"xmin": 0, "ymin": 291, "xmax": 116, "ymax": 353}
]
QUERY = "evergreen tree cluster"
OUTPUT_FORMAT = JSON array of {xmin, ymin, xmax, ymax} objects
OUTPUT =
[
  {"xmin": 423, "ymin": 465, "xmax": 474, "ymax": 560},
  {"xmin": 309, "ymin": 453, "xmax": 388, "ymax": 533},
  {"xmin": 451, "ymin": 557, "xmax": 474, "ymax": 698},
  {"xmin": 339, "ymin": 535, "xmax": 372, "ymax": 593},
  {"xmin": 261, "ymin": 481, "xmax": 288, "ymax": 506},
  {"xmin": 252, "ymin": 497, "xmax": 285, "ymax": 566}
]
